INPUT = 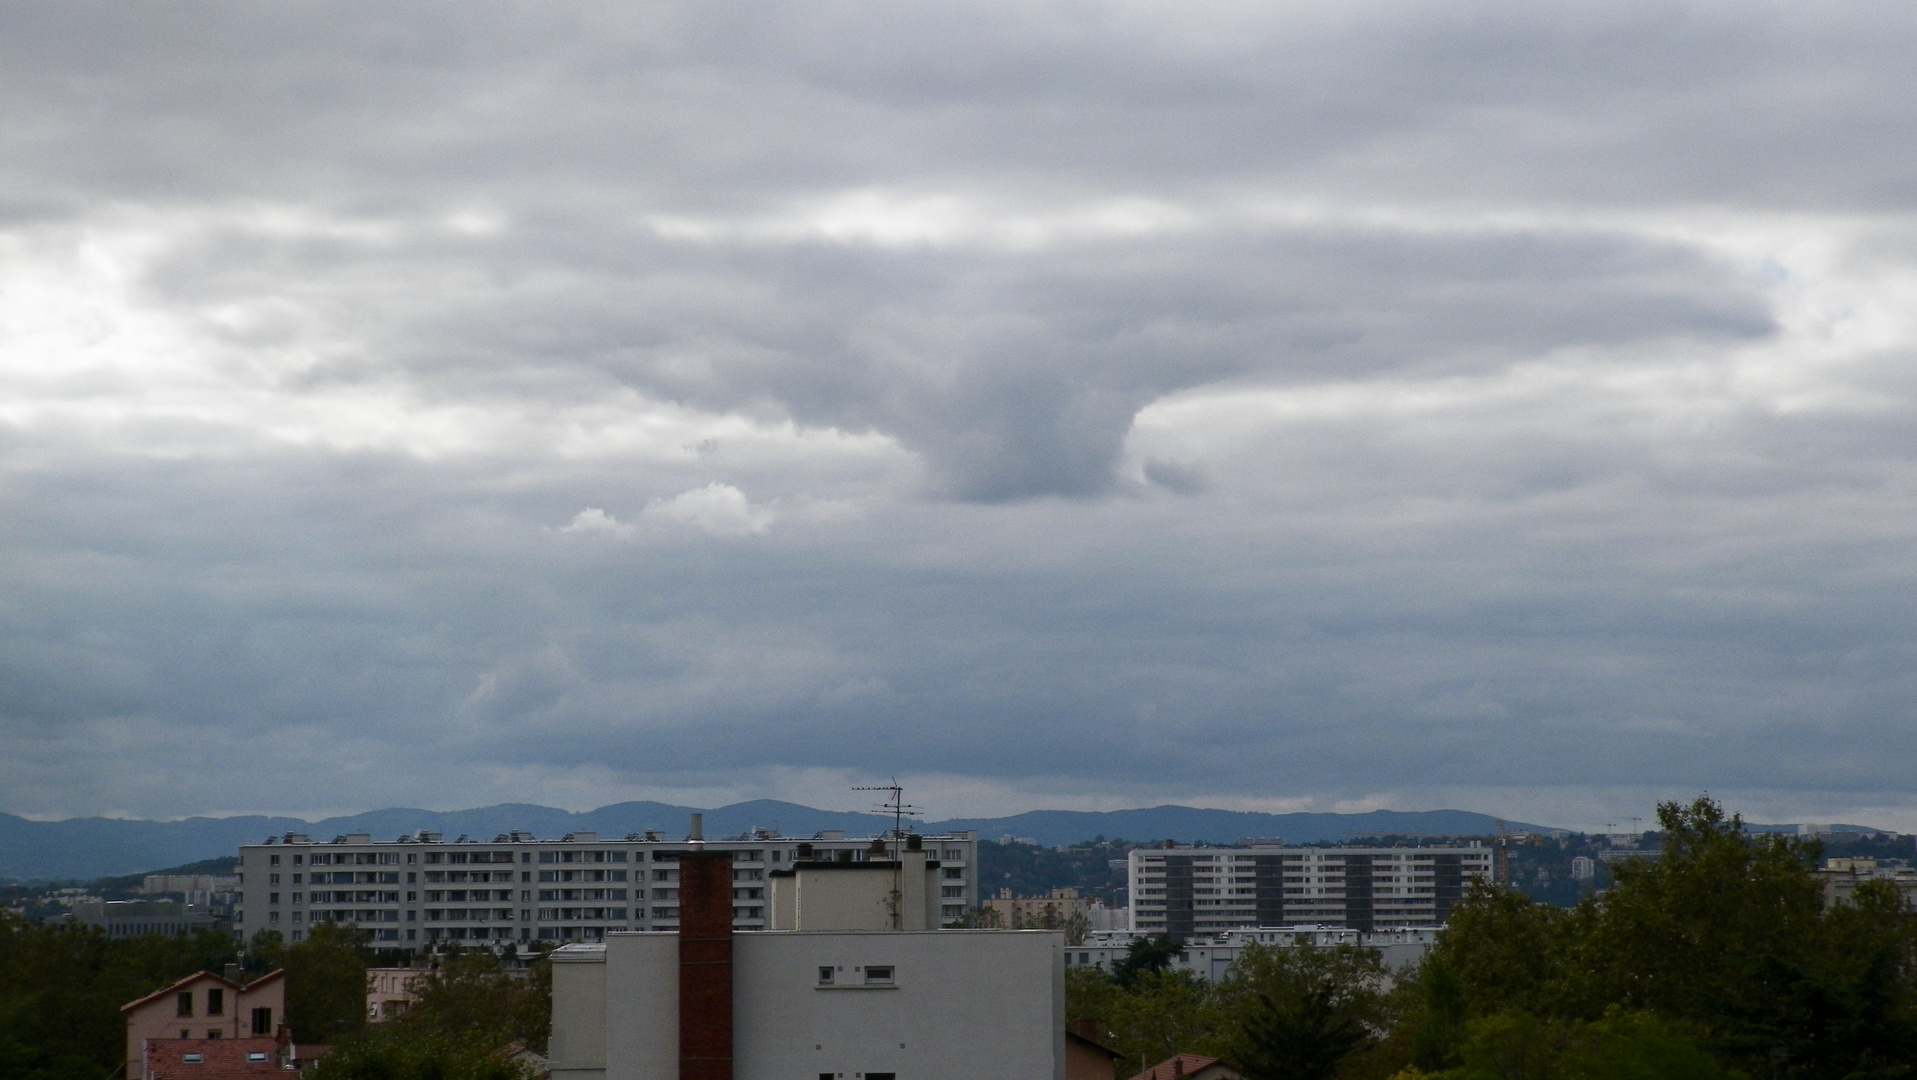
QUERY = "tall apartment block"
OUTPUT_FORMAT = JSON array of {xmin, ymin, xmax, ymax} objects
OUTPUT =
[
  {"xmin": 234, "ymin": 827, "xmax": 977, "ymax": 948},
  {"xmin": 1129, "ymin": 844, "xmax": 1492, "ymax": 934}
]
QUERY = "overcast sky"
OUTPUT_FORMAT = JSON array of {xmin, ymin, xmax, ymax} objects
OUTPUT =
[{"xmin": 4, "ymin": 2, "xmax": 1917, "ymax": 832}]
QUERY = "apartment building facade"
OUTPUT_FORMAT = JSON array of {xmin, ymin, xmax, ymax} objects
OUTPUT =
[
  {"xmin": 1065, "ymin": 925, "xmax": 1441, "ymax": 979},
  {"xmin": 1128, "ymin": 844, "xmax": 1491, "ymax": 934},
  {"xmin": 234, "ymin": 827, "xmax": 977, "ymax": 948}
]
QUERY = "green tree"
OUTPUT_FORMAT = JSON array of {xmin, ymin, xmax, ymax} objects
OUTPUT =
[
  {"xmin": 311, "ymin": 946, "xmax": 552, "ymax": 1080},
  {"xmin": 1409, "ymin": 957, "xmax": 1469, "ymax": 1074},
  {"xmin": 1112, "ymin": 935, "xmax": 1184, "ymax": 989},
  {"xmin": 282, "ymin": 923, "xmax": 370, "ymax": 1043},
  {"xmin": 1428, "ymin": 885, "xmax": 1575, "ymax": 1019},
  {"xmin": 403, "ymin": 948, "xmax": 552, "ymax": 1053},
  {"xmin": 1218, "ymin": 943, "xmax": 1387, "ymax": 1080},
  {"xmin": 1439, "ymin": 1008, "xmax": 1722, "ymax": 1080},
  {"xmin": 1103, "ymin": 969, "xmax": 1227, "ymax": 1071},
  {"xmin": 1237, "ymin": 981, "xmax": 1374, "ymax": 1080},
  {"xmin": 0, "ymin": 911, "xmax": 240, "ymax": 1079},
  {"xmin": 308, "ymin": 1026, "xmax": 532, "ymax": 1080},
  {"xmin": 1569, "ymin": 797, "xmax": 1828, "ymax": 1023},
  {"xmin": 1430, "ymin": 795, "xmax": 1917, "ymax": 1079}
]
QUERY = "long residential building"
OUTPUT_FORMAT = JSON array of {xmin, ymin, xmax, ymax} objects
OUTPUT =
[
  {"xmin": 234, "ymin": 825, "xmax": 977, "ymax": 948},
  {"xmin": 1066, "ymin": 925, "xmax": 1442, "ymax": 979},
  {"xmin": 1128, "ymin": 844, "xmax": 1492, "ymax": 934}
]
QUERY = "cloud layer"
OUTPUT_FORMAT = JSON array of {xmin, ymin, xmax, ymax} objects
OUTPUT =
[{"xmin": 3, "ymin": 2, "xmax": 1917, "ymax": 830}]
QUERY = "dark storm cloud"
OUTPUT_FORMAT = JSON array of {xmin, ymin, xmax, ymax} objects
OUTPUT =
[{"xmin": 2, "ymin": 2, "xmax": 1917, "ymax": 827}]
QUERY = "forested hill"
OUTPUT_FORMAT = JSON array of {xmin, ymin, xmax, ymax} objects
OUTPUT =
[{"xmin": 4, "ymin": 801, "xmax": 1561, "ymax": 881}]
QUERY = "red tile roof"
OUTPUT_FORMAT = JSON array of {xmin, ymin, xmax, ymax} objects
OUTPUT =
[
  {"xmin": 1128, "ymin": 1054, "xmax": 1235, "ymax": 1080},
  {"xmin": 143, "ymin": 1038, "xmax": 282, "ymax": 1080}
]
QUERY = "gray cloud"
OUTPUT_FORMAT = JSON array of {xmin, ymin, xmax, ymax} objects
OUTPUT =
[{"xmin": 1, "ymin": 2, "xmax": 1916, "ymax": 830}]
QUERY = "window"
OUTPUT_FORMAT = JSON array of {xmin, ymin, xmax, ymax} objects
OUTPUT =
[
  {"xmin": 252, "ymin": 1007, "xmax": 273, "ymax": 1035},
  {"xmin": 864, "ymin": 965, "xmax": 893, "ymax": 984},
  {"xmin": 818, "ymin": 966, "xmax": 834, "ymax": 985},
  {"xmin": 181, "ymin": 1053, "xmax": 204, "ymax": 1064},
  {"xmin": 177, "ymin": 991, "xmax": 194, "ymax": 1017},
  {"xmin": 247, "ymin": 1052, "xmax": 270, "ymax": 1063},
  {"xmin": 207, "ymin": 988, "xmax": 224, "ymax": 1015},
  {"xmin": 205, "ymin": 1030, "xmax": 221, "ymax": 1039},
  {"xmin": 869, "ymin": 1073, "xmax": 897, "ymax": 1079},
  {"xmin": 268, "ymin": 855, "xmax": 280, "ymax": 866}
]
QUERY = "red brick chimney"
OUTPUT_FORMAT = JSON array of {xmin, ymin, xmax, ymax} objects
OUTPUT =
[{"xmin": 678, "ymin": 848, "xmax": 734, "ymax": 1080}]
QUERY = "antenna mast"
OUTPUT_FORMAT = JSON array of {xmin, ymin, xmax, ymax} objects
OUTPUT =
[{"xmin": 853, "ymin": 780, "xmax": 922, "ymax": 928}]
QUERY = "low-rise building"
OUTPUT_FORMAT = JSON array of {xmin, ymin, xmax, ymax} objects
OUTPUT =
[
  {"xmin": 367, "ymin": 967, "xmax": 428, "ymax": 1021},
  {"xmin": 1066, "ymin": 925, "xmax": 1440, "ymax": 980},
  {"xmin": 1066, "ymin": 1019, "xmax": 1122, "ymax": 1080},
  {"xmin": 1817, "ymin": 858, "xmax": 1917, "ymax": 909},
  {"xmin": 985, "ymin": 886, "xmax": 1097, "ymax": 930},
  {"xmin": 71, "ymin": 899, "xmax": 218, "ymax": 939},
  {"xmin": 142, "ymin": 874, "xmax": 240, "ymax": 909},
  {"xmin": 549, "ymin": 846, "xmax": 1067, "ymax": 1080},
  {"xmin": 141, "ymin": 1037, "xmax": 285, "ymax": 1080},
  {"xmin": 122, "ymin": 970, "xmax": 284, "ymax": 1080},
  {"xmin": 1130, "ymin": 1054, "xmax": 1242, "ymax": 1080}
]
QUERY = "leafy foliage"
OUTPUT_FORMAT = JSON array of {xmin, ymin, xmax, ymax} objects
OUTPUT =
[
  {"xmin": 247, "ymin": 923, "xmax": 371, "ymax": 1043},
  {"xmin": 1078, "ymin": 797, "xmax": 1917, "ymax": 1080},
  {"xmin": 0, "ymin": 911, "xmax": 240, "ymax": 1080},
  {"xmin": 310, "ymin": 946, "xmax": 551, "ymax": 1080},
  {"xmin": 1423, "ymin": 797, "xmax": 1917, "ymax": 1080}
]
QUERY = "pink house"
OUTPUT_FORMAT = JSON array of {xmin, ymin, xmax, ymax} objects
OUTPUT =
[{"xmin": 122, "ymin": 970, "xmax": 285, "ymax": 1080}]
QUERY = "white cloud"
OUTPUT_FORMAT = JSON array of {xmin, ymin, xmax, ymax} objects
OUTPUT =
[
  {"xmin": 556, "ymin": 508, "xmax": 636, "ymax": 540},
  {"xmin": 643, "ymin": 484, "xmax": 775, "ymax": 537}
]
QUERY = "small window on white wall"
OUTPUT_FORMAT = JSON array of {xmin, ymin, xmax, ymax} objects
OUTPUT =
[
  {"xmin": 817, "ymin": 966, "xmax": 834, "ymax": 985},
  {"xmin": 864, "ymin": 965, "xmax": 893, "ymax": 984}
]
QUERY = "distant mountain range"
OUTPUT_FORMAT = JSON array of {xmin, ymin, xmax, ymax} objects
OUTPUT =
[{"xmin": 0, "ymin": 800, "xmax": 1878, "ymax": 882}]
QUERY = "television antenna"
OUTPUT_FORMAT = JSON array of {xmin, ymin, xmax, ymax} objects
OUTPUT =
[
  {"xmin": 853, "ymin": 780, "xmax": 923, "ymax": 929},
  {"xmin": 853, "ymin": 779, "xmax": 921, "ymax": 840}
]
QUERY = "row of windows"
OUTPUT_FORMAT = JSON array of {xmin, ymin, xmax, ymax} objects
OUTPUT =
[
  {"xmin": 312, "ymin": 909, "xmax": 401, "ymax": 923},
  {"xmin": 267, "ymin": 852, "xmax": 399, "ymax": 866},
  {"xmin": 264, "ymin": 871, "xmax": 402, "ymax": 885},
  {"xmin": 427, "ymin": 889, "xmax": 516, "ymax": 902},
  {"xmin": 425, "ymin": 908, "xmax": 518, "ymax": 922},
  {"xmin": 1137, "ymin": 855, "xmax": 1489, "ymax": 864},
  {"xmin": 540, "ymin": 869, "xmax": 629, "ymax": 882},
  {"xmin": 536, "ymin": 907, "xmax": 629, "ymax": 921}
]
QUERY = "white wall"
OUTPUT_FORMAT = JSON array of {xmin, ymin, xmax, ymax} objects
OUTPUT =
[
  {"xmin": 769, "ymin": 859, "xmax": 942, "ymax": 931},
  {"xmin": 550, "ymin": 944, "xmax": 612, "ymax": 1080},
  {"xmin": 556, "ymin": 930, "xmax": 1065, "ymax": 1080}
]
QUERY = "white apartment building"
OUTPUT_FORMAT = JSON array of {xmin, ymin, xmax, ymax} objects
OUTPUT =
[
  {"xmin": 234, "ymin": 826, "xmax": 977, "ymax": 948},
  {"xmin": 1128, "ymin": 844, "xmax": 1492, "ymax": 935}
]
